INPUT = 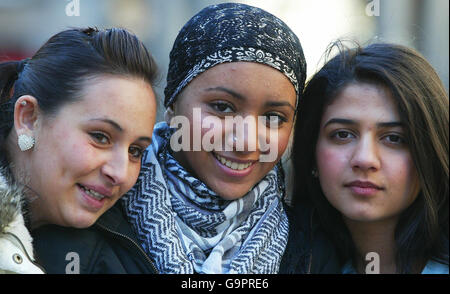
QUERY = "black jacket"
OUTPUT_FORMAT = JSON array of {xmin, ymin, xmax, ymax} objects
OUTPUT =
[
  {"xmin": 31, "ymin": 201, "xmax": 337, "ymax": 274},
  {"xmin": 31, "ymin": 202, "xmax": 158, "ymax": 274},
  {"xmin": 278, "ymin": 203, "xmax": 340, "ymax": 274}
]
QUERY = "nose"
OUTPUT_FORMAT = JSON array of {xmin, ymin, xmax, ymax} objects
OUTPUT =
[
  {"xmin": 350, "ymin": 135, "xmax": 381, "ymax": 172},
  {"xmin": 101, "ymin": 148, "xmax": 129, "ymax": 186},
  {"xmin": 224, "ymin": 116, "xmax": 259, "ymax": 154}
]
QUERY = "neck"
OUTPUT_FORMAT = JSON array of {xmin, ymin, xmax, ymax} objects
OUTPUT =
[
  {"xmin": 20, "ymin": 184, "xmax": 48, "ymax": 230},
  {"xmin": 344, "ymin": 217, "xmax": 398, "ymax": 274}
]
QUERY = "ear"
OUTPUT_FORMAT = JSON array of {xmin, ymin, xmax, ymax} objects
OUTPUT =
[
  {"xmin": 14, "ymin": 95, "xmax": 40, "ymax": 137},
  {"xmin": 164, "ymin": 106, "xmax": 175, "ymax": 124}
]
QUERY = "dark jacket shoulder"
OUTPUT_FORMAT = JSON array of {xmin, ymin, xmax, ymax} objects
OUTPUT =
[
  {"xmin": 31, "ymin": 202, "xmax": 157, "ymax": 274},
  {"xmin": 279, "ymin": 202, "xmax": 340, "ymax": 274}
]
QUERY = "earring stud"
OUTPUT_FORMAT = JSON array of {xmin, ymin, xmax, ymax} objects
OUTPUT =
[
  {"xmin": 311, "ymin": 168, "xmax": 319, "ymax": 178},
  {"xmin": 20, "ymin": 101, "xmax": 27, "ymax": 106},
  {"xmin": 18, "ymin": 134, "xmax": 35, "ymax": 151}
]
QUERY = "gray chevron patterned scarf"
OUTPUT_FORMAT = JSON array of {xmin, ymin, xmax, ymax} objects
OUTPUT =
[{"xmin": 122, "ymin": 122, "xmax": 289, "ymax": 274}]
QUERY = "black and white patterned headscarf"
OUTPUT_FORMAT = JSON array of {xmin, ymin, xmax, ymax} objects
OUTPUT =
[
  {"xmin": 124, "ymin": 3, "xmax": 306, "ymax": 274},
  {"xmin": 164, "ymin": 2, "xmax": 306, "ymax": 108},
  {"xmin": 124, "ymin": 122, "xmax": 289, "ymax": 273}
]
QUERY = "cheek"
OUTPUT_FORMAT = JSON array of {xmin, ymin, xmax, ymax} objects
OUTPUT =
[
  {"xmin": 53, "ymin": 133, "xmax": 99, "ymax": 177},
  {"xmin": 201, "ymin": 117, "xmax": 223, "ymax": 149},
  {"xmin": 315, "ymin": 146, "xmax": 347, "ymax": 210},
  {"xmin": 274, "ymin": 129, "xmax": 291, "ymax": 160},
  {"xmin": 182, "ymin": 107, "xmax": 207, "ymax": 151},
  {"xmin": 384, "ymin": 153, "xmax": 420, "ymax": 202},
  {"xmin": 258, "ymin": 126, "xmax": 292, "ymax": 162},
  {"xmin": 316, "ymin": 143, "xmax": 348, "ymax": 189},
  {"xmin": 30, "ymin": 132, "xmax": 99, "ymax": 200},
  {"xmin": 122, "ymin": 165, "xmax": 141, "ymax": 195},
  {"xmin": 69, "ymin": 142, "xmax": 96, "ymax": 167}
]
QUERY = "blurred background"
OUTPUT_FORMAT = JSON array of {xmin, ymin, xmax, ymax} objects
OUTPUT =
[
  {"xmin": 1, "ymin": 0, "xmax": 448, "ymax": 117},
  {"xmin": 1, "ymin": 0, "xmax": 448, "ymax": 199}
]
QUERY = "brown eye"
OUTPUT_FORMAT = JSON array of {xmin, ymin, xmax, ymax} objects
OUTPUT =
[
  {"xmin": 383, "ymin": 134, "xmax": 406, "ymax": 145},
  {"xmin": 330, "ymin": 130, "xmax": 356, "ymax": 142},
  {"xmin": 337, "ymin": 131, "xmax": 351, "ymax": 139},
  {"xmin": 129, "ymin": 146, "xmax": 144, "ymax": 159},
  {"xmin": 89, "ymin": 132, "xmax": 110, "ymax": 145},
  {"xmin": 264, "ymin": 114, "xmax": 287, "ymax": 127},
  {"xmin": 13, "ymin": 253, "xmax": 23, "ymax": 264},
  {"xmin": 210, "ymin": 101, "xmax": 234, "ymax": 113}
]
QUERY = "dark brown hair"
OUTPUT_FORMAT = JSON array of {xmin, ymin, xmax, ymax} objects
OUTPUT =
[
  {"xmin": 0, "ymin": 27, "xmax": 158, "ymax": 167},
  {"xmin": 292, "ymin": 42, "xmax": 449, "ymax": 273}
]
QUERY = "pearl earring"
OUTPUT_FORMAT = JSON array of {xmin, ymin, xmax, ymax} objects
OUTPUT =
[{"xmin": 18, "ymin": 134, "xmax": 35, "ymax": 151}]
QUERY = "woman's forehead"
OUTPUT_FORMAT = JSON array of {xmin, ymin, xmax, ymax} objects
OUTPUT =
[{"xmin": 177, "ymin": 62, "xmax": 296, "ymax": 105}]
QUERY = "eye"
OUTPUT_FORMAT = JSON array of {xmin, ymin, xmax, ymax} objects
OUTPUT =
[
  {"xmin": 337, "ymin": 131, "xmax": 352, "ymax": 139},
  {"xmin": 89, "ymin": 132, "xmax": 110, "ymax": 145},
  {"xmin": 210, "ymin": 101, "xmax": 234, "ymax": 113},
  {"xmin": 263, "ymin": 114, "xmax": 287, "ymax": 128},
  {"xmin": 331, "ymin": 130, "xmax": 356, "ymax": 141},
  {"xmin": 383, "ymin": 134, "xmax": 405, "ymax": 145},
  {"xmin": 129, "ymin": 146, "xmax": 144, "ymax": 159}
]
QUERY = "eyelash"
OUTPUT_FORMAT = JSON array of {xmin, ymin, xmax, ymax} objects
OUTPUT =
[
  {"xmin": 264, "ymin": 113, "xmax": 288, "ymax": 128},
  {"xmin": 209, "ymin": 101, "xmax": 288, "ymax": 128},
  {"xmin": 90, "ymin": 132, "xmax": 110, "ymax": 145},
  {"xmin": 89, "ymin": 132, "xmax": 145, "ymax": 159},
  {"xmin": 210, "ymin": 101, "xmax": 234, "ymax": 113},
  {"xmin": 129, "ymin": 146, "xmax": 144, "ymax": 159},
  {"xmin": 331, "ymin": 130, "xmax": 355, "ymax": 140},
  {"xmin": 382, "ymin": 134, "xmax": 406, "ymax": 145},
  {"xmin": 330, "ymin": 130, "xmax": 406, "ymax": 146}
]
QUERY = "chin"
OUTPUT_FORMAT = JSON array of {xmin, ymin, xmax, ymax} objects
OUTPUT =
[
  {"xmin": 343, "ymin": 210, "xmax": 381, "ymax": 223},
  {"xmin": 206, "ymin": 178, "xmax": 255, "ymax": 200},
  {"xmin": 66, "ymin": 213, "xmax": 98, "ymax": 229},
  {"xmin": 73, "ymin": 219, "xmax": 96, "ymax": 228},
  {"xmin": 217, "ymin": 188, "xmax": 250, "ymax": 201}
]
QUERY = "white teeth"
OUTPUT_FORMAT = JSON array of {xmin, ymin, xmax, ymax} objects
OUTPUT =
[
  {"xmin": 79, "ymin": 185, "xmax": 105, "ymax": 200},
  {"xmin": 215, "ymin": 154, "xmax": 253, "ymax": 170}
]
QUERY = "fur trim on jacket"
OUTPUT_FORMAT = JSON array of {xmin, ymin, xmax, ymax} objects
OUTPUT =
[{"xmin": 0, "ymin": 171, "xmax": 44, "ymax": 274}]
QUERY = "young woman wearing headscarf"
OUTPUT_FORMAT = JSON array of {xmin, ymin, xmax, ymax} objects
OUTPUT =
[{"xmin": 122, "ymin": 3, "xmax": 338, "ymax": 274}]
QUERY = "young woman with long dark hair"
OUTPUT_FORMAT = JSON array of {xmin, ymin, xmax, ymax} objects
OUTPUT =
[{"xmin": 291, "ymin": 42, "xmax": 448, "ymax": 274}]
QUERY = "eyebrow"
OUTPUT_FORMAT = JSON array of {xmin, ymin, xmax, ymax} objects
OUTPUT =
[
  {"xmin": 90, "ymin": 118, "xmax": 123, "ymax": 132},
  {"xmin": 324, "ymin": 118, "xmax": 404, "ymax": 128},
  {"xmin": 90, "ymin": 118, "xmax": 152, "ymax": 143},
  {"xmin": 265, "ymin": 101, "xmax": 296, "ymax": 112},
  {"xmin": 206, "ymin": 86, "xmax": 295, "ymax": 111},
  {"xmin": 206, "ymin": 87, "xmax": 245, "ymax": 100}
]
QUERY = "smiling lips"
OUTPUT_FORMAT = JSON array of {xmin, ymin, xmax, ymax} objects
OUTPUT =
[
  {"xmin": 213, "ymin": 153, "xmax": 256, "ymax": 171},
  {"xmin": 77, "ymin": 183, "xmax": 112, "ymax": 200}
]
